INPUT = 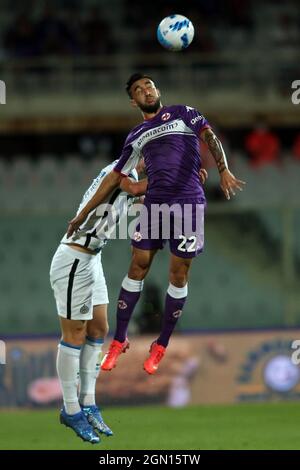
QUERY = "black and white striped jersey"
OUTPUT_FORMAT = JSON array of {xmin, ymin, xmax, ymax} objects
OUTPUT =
[{"xmin": 61, "ymin": 160, "xmax": 138, "ymax": 252}]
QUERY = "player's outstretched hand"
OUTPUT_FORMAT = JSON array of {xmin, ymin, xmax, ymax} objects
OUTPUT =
[
  {"xmin": 199, "ymin": 168, "xmax": 208, "ymax": 185},
  {"xmin": 67, "ymin": 212, "xmax": 86, "ymax": 238},
  {"xmin": 220, "ymin": 169, "xmax": 246, "ymax": 200}
]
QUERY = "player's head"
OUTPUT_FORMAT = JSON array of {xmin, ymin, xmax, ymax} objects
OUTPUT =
[{"xmin": 126, "ymin": 73, "xmax": 161, "ymax": 114}]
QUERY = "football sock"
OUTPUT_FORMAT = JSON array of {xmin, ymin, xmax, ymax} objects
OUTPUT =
[
  {"xmin": 56, "ymin": 341, "xmax": 81, "ymax": 415},
  {"xmin": 79, "ymin": 336, "xmax": 103, "ymax": 407},
  {"xmin": 157, "ymin": 283, "xmax": 188, "ymax": 347},
  {"xmin": 114, "ymin": 276, "xmax": 144, "ymax": 342}
]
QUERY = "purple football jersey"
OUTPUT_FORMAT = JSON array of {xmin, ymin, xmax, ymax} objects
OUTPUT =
[{"xmin": 114, "ymin": 105, "xmax": 210, "ymax": 202}]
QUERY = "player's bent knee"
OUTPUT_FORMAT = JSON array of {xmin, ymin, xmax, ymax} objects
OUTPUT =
[
  {"xmin": 170, "ymin": 279, "xmax": 188, "ymax": 288},
  {"xmin": 169, "ymin": 273, "xmax": 188, "ymax": 288},
  {"xmin": 135, "ymin": 259, "xmax": 150, "ymax": 271},
  {"xmin": 129, "ymin": 266, "xmax": 147, "ymax": 280},
  {"xmin": 129, "ymin": 248, "xmax": 156, "ymax": 280},
  {"xmin": 61, "ymin": 320, "xmax": 87, "ymax": 346},
  {"xmin": 62, "ymin": 333, "xmax": 85, "ymax": 347},
  {"xmin": 87, "ymin": 322, "xmax": 109, "ymax": 340},
  {"xmin": 133, "ymin": 249, "xmax": 153, "ymax": 268},
  {"xmin": 129, "ymin": 258, "xmax": 151, "ymax": 279}
]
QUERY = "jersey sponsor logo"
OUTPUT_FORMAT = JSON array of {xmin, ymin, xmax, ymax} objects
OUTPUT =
[
  {"xmin": 133, "ymin": 119, "xmax": 193, "ymax": 149},
  {"xmin": 133, "ymin": 231, "xmax": 142, "ymax": 242},
  {"xmin": 185, "ymin": 106, "xmax": 194, "ymax": 112},
  {"xmin": 161, "ymin": 112, "xmax": 171, "ymax": 121},
  {"xmin": 118, "ymin": 300, "xmax": 127, "ymax": 310},
  {"xmin": 173, "ymin": 309, "xmax": 182, "ymax": 319},
  {"xmin": 190, "ymin": 115, "xmax": 203, "ymax": 125},
  {"xmin": 80, "ymin": 304, "xmax": 89, "ymax": 314}
]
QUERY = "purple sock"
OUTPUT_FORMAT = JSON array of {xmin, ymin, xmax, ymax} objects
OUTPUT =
[
  {"xmin": 114, "ymin": 287, "xmax": 141, "ymax": 342},
  {"xmin": 157, "ymin": 293, "xmax": 187, "ymax": 347}
]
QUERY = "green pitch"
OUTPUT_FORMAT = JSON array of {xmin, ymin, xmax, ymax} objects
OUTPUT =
[{"xmin": 0, "ymin": 403, "xmax": 299, "ymax": 450}]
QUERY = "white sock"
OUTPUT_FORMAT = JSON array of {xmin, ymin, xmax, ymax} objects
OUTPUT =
[
  {"xmin": 79, "ymin": 336, "xmax": 103, "ymax": 407},
  {"xmin": 56, "ymin": 341, "xmax": 81, "ymax": 415},
  {"xmin": 167, "ymin": 283, "xmax": 188, "ymax": 298},
  {"xmin": 122, "ymin": 275, "xmax": 144, "ymax": 292}
]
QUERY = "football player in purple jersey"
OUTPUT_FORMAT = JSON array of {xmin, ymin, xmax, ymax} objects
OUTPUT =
[{"xmin": 68, "ymin": 73, "xmax": 245, "ymax": 374}]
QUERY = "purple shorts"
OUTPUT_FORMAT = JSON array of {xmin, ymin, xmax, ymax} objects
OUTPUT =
[{"xmin": 131, "ymin": 198, "xmax": 205, "ymax": 259}]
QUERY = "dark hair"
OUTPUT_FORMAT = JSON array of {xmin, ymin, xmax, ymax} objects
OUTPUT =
[{"xmin": 126, "ymin": 73, "xmax": 154, "ymax": 97}]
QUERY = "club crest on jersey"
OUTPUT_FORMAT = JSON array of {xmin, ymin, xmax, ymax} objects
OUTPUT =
[
  {"xmin": 173, "ymin": 309, "xmax": 182, "ymax": 319},
  {"xmin": 133, "ymin": 231, "xmax": 142, "ymax": 242},
  {"xmin": 80, "ymin": 304, "xmax": 89, "ymax": 314},
  {"xmin": 161, "ymin": 112, "xmax": 171, "ymax": 121},
  {"xmin": 118, "ymin": 300, "xmax": 127, "ymax": 310}
]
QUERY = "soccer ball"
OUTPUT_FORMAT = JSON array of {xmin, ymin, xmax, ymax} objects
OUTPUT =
[{"xmin": 157, "ymin": 14, "xmax": 194, "ymax": 51}]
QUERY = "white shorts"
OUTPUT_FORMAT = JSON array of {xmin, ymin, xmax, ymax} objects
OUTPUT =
[{"xmin": 50, "ymin": 244, "xmax": 109, "ymax": 321}]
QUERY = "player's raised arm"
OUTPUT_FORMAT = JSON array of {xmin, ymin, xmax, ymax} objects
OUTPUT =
[
  {"xmin": 67, "ymin": 170, "xmax": 122, "ymax": 238},
  {"xmin": 200, "ymin": 127, "xmax": 246, "ymax": 200}
]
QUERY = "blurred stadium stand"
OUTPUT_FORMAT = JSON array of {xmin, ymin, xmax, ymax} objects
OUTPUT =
[
  {"xmin": 0, "ymin": 0, "xmax": 299, "ymax": 335},
  {"xmin": 0, "ymin": 153, "xmax": 299, "ymax": 334},
  {"xmin": 0, "ymin": 0, "xmax": 299, "ymax": 125}
]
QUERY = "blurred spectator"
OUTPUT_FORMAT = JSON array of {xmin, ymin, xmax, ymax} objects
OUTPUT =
[
  {"xmin": 227, "ymin": 0, "xmax": 253, "ymax": 29},
  {"xmin": 292, "ymin": 133, "xmax": 300, "ymax": 161},
  {"xmin": 245, "ymin": 119, "xmax": 281, "ymax": 168},
  {"xmin": 167, "ymin": 356, "xmax": 200, "ymax": 407},
  {"xmin": 81, "ymin": 7, "xmax": 116, "ymax": 56},
  {"xmin": 189, "ymin": 14, "xmax": 216, "ymax": 53},
  {"xmin": 271, "ymin": 13, "xmax": 300, "ymax": 48},
  {"xmin": 4, "ymin": 13, "xmax": 37, "ymax": 58},
  {"xmin": 35, "ymin": 5, "xmax": 80, "ymax": 56}
]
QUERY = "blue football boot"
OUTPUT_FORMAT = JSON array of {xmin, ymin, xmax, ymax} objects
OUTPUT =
[
  {"xmin": 60, "ymin": 408, "xmax": 100, "ymax": 443},
  {"xmin": 81, "ymin": 405, "xmax": 113, "ymax": 436}
]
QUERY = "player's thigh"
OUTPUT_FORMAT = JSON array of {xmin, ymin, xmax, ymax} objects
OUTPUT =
[
  {"xmin": 131, "ymin": 230, "xmax": 164, "ymax": 253},
  {"xmin": 92, "ymin": 253, "xmax": 109, "ymax": 306},
  {"xmin": 128, "ymin": 246, "xmax": 158, "ymax": 278},
  {"xmin": 50, "ymin": 244, "xmax": 97, "ymax": 321},
  {"xmin": 170, "ymin": 200, "xmax": 205, "ymax": 259},
  {"xmin": 131, "ymin": 199, "xmax": 164, "ymax": 254},
  {"xmin": 87, "ymin": 255, "xmax": 109, "ymax": 338}
]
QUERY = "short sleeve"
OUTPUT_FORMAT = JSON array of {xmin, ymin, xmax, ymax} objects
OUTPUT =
[
  {"xmin": 114, "ymin": 136, "xmax": 141, "ymax": 176},
  {"xmin": 181, "ymin": 105, "xmax": 211, "ymax": 135}
]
